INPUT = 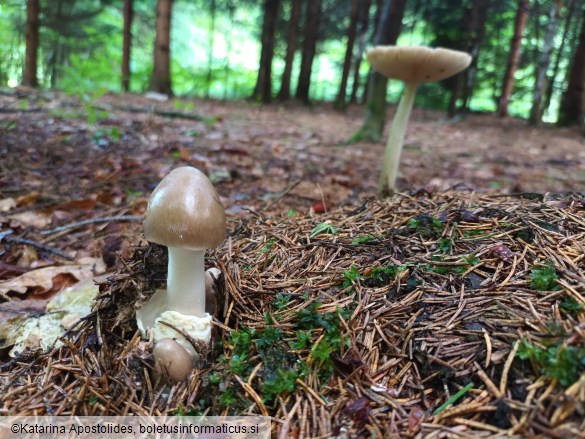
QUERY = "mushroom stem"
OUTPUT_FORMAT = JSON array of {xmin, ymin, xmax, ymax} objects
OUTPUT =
[
  {"xmin": 167, "ymin": 246, "xmax": 206, "ymax": 317},
  {"xmin": 378, "ymin": 81, "xmax": 418, "ymax": 194}
]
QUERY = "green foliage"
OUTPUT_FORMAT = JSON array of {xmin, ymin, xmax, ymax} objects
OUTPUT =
[
  {"xmin": 223, "ymin": 301, "xmax": 351, "ymax": 403},
  {"xmin": 310, "ymin": 223, "xmax": 338, "ymax": 238},
  {"xmin": 408, "ymin": 214, "xmax": 445, "ymax": 239},
  {"xmin": 530, "ymin": 263, "xmax": 559, "ymax": 291},
  {"xmin": 559, "ymin": 297, "xmax": 584, "ymax": 316},
  {"xmin": 342, "ymin": 265, "xmax": 363, "ymax": 289},
  {"xmin": 438, "ymin": 238, "xmax": 453, "ymax": 253},
  {"xmin": 272, "ymin": 292, "xmax": 291, "ymax": 311},
  {"xmin": 518, "ymin": 339, "xmax": 585, "ymax": 387},
  {"xmin": 352, "ymin": 234, "xmax": 383, "ymax": 245}
]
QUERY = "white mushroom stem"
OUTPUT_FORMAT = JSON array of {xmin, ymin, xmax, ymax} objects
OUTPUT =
[
  {"xmin": 167, "ymin": 246, "xmax": 206, "ymax": 317},
  {"xmin": 378, "ymin": 81, "xmax": 418, "ymax": 194}
]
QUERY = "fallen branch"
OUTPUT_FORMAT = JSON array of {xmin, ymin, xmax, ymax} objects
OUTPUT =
[{"xmin": 40, "ymin": 215, "xmax": 143, "ymax": 235}]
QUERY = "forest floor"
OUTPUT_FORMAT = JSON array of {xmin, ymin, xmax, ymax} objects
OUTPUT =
[{"xmin": 0, "ymin": 89, "xmax": 584, "ymax": 437}]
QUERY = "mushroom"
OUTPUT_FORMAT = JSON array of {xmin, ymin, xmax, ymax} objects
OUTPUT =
[
  {"xmin": 366, "ymin": 46, "xmax": 472, "ymax": 194},
  {"xmin": 153, "ymin": 338, "xmax": 193, "ymax": 382},
  {"xmin": 137, "ymin": 166, "xmax": 226, "ymax": 359}
]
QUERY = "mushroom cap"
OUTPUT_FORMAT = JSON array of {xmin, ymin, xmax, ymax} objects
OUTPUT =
[
  {"xmin": 153, "ymin": 338, "xmax": 193, "ymax": 382},
  {"xmin": 367, "ymin": 46, "xmax": 472, "ymax": 84},
  {"xmin": 144, "ymin": 167, "xmax": 226, "ymax": 250}
]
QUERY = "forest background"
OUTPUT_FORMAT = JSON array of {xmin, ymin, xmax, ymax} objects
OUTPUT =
[{"xmin": 2, "ymin": 0, "xmax": 585, "ymax": 130}]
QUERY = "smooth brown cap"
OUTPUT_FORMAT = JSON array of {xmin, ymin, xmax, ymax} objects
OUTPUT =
[
  {"xmin": 144, "ymin": 166, "xmax": 226, "ymax": 250},
  {"xmin": 367, "ymin": 46, "xmax": 471, "ymax": 84},
  {"xmin": 153, "ymin": 338, "xmax": 193, "ymax": 382}
]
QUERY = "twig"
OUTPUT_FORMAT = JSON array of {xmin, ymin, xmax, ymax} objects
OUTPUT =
[
  {"xmin": 2, "ymin": 235, "xmax": 73, "ymax": 260},
  {"xmin": 40, "ymin": 215, "xmax": 143, "ymax": 235}
]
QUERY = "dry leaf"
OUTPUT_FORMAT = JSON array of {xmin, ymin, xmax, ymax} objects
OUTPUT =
[{"xmin": 0, "ymin": 257, "xmax": 106, "ymax": 296}]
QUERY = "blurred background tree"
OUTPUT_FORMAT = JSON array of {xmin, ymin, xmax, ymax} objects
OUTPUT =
[{"xmin": 1, "ymin": 0, "xmax": 584, "ymax": 127}]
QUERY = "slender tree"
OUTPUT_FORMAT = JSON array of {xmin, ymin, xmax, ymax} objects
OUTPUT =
[
  {"xmin": 122, "ymin": 0, "xmax": 133, "ymax": 92},
  {"xmin": 23, "ymin": 0, "xmax": 40, "ymax": 87},
  {"xmin": 448, "ymin": 0, "xmax": 490, "ymax": 115},
  {"xmin": 558, "ymin": 8, "xmax": 585, "ymax": 126},
  {"xmin": 206, "ymin": 0, "xmax": 216, "ymax": 98},
  {"xmin": 543, "ymin": 0, "xmax": 579, "ymax": 116},
  {"xmin": 335, "ymin": 0, "xmax": 360, "ymax": 110},
  {"xmin": 530, "ymin": 0, "xmax": 562, "ymax": 125},
  {"xmin": 252, "ymin": 0, "xmax": 280, "ymax": 103},
  {"xmin": 349, "ymin": 0, "xmax": 372, "ymax": 104},
  {"xmin": 151, "ymin": 0, "xmax": 173, "ymax": 95},
  {"xmin": 350, "ymin": 0, "xmax": 407, "ymax": 142},
  {"xmin": 295, "ymin": 0, "xmax": 322, "ymax": 103},
  {"xmin": 278, "ymin": 0, "xmax": 302, "ymax": 101},
  {"xmin": 497, "ymin": 0, "xmax": 529, "ymax": 116}
]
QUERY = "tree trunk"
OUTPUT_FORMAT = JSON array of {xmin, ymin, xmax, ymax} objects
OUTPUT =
[
  {"xmin": 151, "ymin": 0, "xmax": 173, "ymax": 95},
  {"xmin": 460, "ymin": 0, "xmax": 489, "ymax": 112},
  {"xmin": 530, "ymin": 0, "xmax": 562, "ymax": 125},
  {"xmin": 252, "ymin": 0, "xmax": 280, "ymax": 103},
  {"xmin": 335, "ymin": 0, "xmax": 360, "ymax": 110},
  {"xmin": 278, "ymin": 0, "xmax": 302, "ymax": 101},
  {"xmin": 223, "ymin": 2, "xmax": 235, "ymax": 99},
  {"xmin": 558, "ymin": 8, "xmax": 585, "ymax": 126},
  {"xmin": 206, "ymin": 0, "xmax": 216, "ymax": 99},
  {"xmin": 122, "ymin": 0, "xmax": 133, "ymax": 92},
  {"xmin": 497, "ymin": 0, "xmax": 529, "ymax": 116},
  {"xmin": 543, "ymin": 0, "xmax": 579, "ymax": 117},
  {"xmin": 350, "ymin": 0, "xmax": 407, "ymax": 142},
  {"xmin": 23, "ymin": 0, "xmax": 40, "ymax": 87},
  {"xmin": 349, "ymin": 0, "xmax": 371, "ymax": 104},
  {"xmin": 295, "ymin": 0, "xmax": 322, "ymax": 103},
  {"xmin": 448, "ymin": 0, "xmax": 489, "ymax": 115}
]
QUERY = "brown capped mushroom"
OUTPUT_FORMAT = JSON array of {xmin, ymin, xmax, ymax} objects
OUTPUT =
[
  {"xmin": 366, "ymin": 46, "xmax": 472, "ymax": 193},
  {"xmin": 153, "ymin": 338, "xmax": 193, "ymax": 382}
]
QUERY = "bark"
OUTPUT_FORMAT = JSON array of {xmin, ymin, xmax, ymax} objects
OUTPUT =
[
  {"xmin": 460, "ymin": 0, "xmax": 489, "ymax": 112},
  {"xmin": 23, "ymin": 0, "xmax": 40, "ymax": 87},
  {"xmin": 278, "ymin": 0, "xmax": 302, "ymax": 101},
  {"xmin": 295, "ymin": 0, "xmax": 322, "ymax": 103},
  {"xmin": 122, "ymin": 0, "xmax": 133, "ymax": 92},
  {"xmin": 497, "ymin": 0, "xmax": 529, "ymax": 117},
  {"xmin": 335, "ymin": 0, "xmax": 360, "ymax": 110},
  {"xmin": 223, "ymin": 2, "xmax": 235, "ymax": 99},
  {"xmin": 206, "ymin": 0, "xmax": 216, "ymax": 99},
  {"xmin": 543, "ymin": 0, "xmax": 579, "ymax": 116},
  {"xmin": 252, "ymin": 0, "xmax": 280, "ymax": 103},
  {"xmin": 448, "ymin": 0, "xmax": 489, "ymax": 115},
  {"xmin": 529, "ymin": 0, "xmax": 561, "ymax": 125},
  {"xmin": 558, "ymin": 8, "xmax": 585, "ymax": 126},
  {"xmin": 349, "ymin": 0, "xmax": 371, "ymax": 104},
  {"xmin": 350, "ymin": 0, "xmax": 407, "ymax": 142},
  {"xmin": 150, "ymin": 0, "xmax": 173, "ymax": 95}
]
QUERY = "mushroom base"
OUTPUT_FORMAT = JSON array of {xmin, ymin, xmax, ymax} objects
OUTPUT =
[{"xmin": 151, "ymin": 311, "xmax": 212, "ymax": 362}]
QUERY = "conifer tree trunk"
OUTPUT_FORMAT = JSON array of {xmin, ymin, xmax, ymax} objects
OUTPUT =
[
  {"xmin": 558, "ymin": 8, "xmax": 585, "ymax": 126},
  {"xmin": 122, "ymin": 0, "xmax": 133, "ymax": 92},
  {"xmin": 278, "ymin": 0, "xmax": 301, "ymax": 101},
  {"xmin": 23, "ymin": 0, "xmax": 40, "ymax": 87},
  {"xmin": 206, "ymin": 0, "xmax": 216, "ymax": 99},
  {"xmin": 335, "ymin": 0, "xmax": 360, "ymax": 110},
  {"xmin": 530, "ymin": 0, "xmax": 561, "ymax": 125},
  {"xmin": 448, "ymin": 0, "xmax": 489, "ymax": 115},
  {"xmin": 295, "ymin": 0, "xmax": 322, "ymax": 103},
  {"xmin": 349, "ymin": 0, "xmax": 371, "ymax": 104},
  {"xmin": 460, "ymin": 0, "xmax": 489, "ymax": 112},
  {"xmin": 543, "ymin": 0, "xmax": 578, "ymax": 117},
  {"xmin": 497, "ymin": 0, "xmax": 529, "ymax": 116},
  {"xmin": 151, "ymin": 0, "xmax": 173, "ymax": 95},
  {"xmin": 252, "ymin": 0, "xmax": 280, "ymax": 103},
  {"xmin": 350, "ymin": 0, "xmax": 406, "ymax": 142}
]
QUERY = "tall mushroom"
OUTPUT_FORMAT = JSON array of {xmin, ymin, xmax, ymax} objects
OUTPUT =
[
  {"xmin": 137, "ymin": 166, "xmax": 226, "ymax": 360},
  {"xmin": 366, "ymin": 46, "xmax": 472, "ymax": 194}
]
